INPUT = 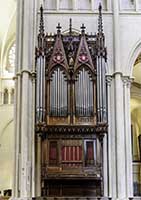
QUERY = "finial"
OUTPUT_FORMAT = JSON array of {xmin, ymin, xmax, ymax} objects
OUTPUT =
[
  {"xmin": 80, "ymin": 23, "xmax": 86, "ymax": 35},
  {"xmin": 69, "ymin": 18, "xmax": 72, "ymax": 35},
  {"xmin": 98, "ymin": 3, "xmax": 103, "ymax": 34},
  {"xmin": 39, "ymin": 5, "xmax": 44, "ymax": 36},
  {"xmin": 56, "ymin": 23, "xmax": 62, "ymax": 34},
  {"xmin": 99, "ymin": 2, "xmax": 102, "ymax": 13}
]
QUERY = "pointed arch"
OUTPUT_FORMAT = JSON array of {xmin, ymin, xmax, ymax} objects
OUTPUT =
[{"xmin": 126, "ymin": 39, "xmax": 141, "ymax": 77}]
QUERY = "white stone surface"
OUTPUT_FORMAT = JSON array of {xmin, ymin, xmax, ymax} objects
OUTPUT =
[{"xmin": 12, "ymin": 0, "xmax": 141, "ymax": 199}]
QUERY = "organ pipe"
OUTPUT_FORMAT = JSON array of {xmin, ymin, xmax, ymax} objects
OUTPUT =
[
  {"xmin": 50, "ymin": 67, "xmax": 67, "ymax": 116},
  {"xmin": 75, "ymin": 67, "xmax": 93, "ymax": 116},
  {"xmin": 96, "ymin": 4, "xmax": 107, "ymax": 123},
  {"xmin": 36, "ymin": 54, "xmax": 46, "ymax": 123},
  {"xmin": 36, "ymin": 6, "xmax": 46, "ymax": 123}
]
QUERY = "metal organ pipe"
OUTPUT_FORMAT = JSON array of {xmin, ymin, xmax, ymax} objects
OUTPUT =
[
  {"xmin": 102, "ymin": 58, "xmax": 107, "ymax": 121},
  {"xmin": 50, "ymin": 68, "xmax": 67, "ymax": 116},
  {"xmin": 36, "ymin": 55, "xmax": 46, "ymax": 123},
  {"xmin": 55, "ymin": 70, "xmax": 57, "ymax": 115},
  {"xmin": 96, "ymin": 56, "xmax": 107, "ymax": 122},
  {"xmin": 96, "ymin": 57, "xmax": 100, "ymax": 122},
  {"xmin": 75, "ymin": 68, "xmax": 93, "ymax": 116},
  {"xmin": 99, "ymin": 57, "xmax": 103, "ymax": 121}
]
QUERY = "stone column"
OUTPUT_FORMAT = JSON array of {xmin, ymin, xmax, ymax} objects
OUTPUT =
[
  {"xmin": 106, "ymin": 75, "xmax": 115, "ymax": 198},
  {"xmin": 56, "ymin": 0, "xmax": 59, "ymax": 10},
  {"xmin": 122, "ymin": 77, "xmax": 133, "ymax": 198},
  {"xmin": 113, "ymin": 0, "xmax": 128, "ymax": 198},
  {"xmin": 107, "ymin": 0, "xmax": 112, "ymax": 11},
  {"xmin": 91, "ymin": 0, "xmax": 94, "ymax": 11},
  {"xmin": 135, "ymin": 0, "xmax": 139, "ymax": 11},
  {"xmin": 114, "ymin": 72, "xmax": 126, "ymax": 199},
  {"xmin": 72, "ymin": 0, "xmax": 77, "ymax": 10},
  {"xmin": 12, "ymin": 0, "xmax": 24, "ymax": 196},
  {"xmin": 13, "ymin": 0, "xmax": 38, "ymax": 198}
]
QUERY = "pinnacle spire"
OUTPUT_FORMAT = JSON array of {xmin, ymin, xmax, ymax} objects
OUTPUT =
[
  {"xmin": 80, "ymin": 23, "xmax": 86, "ymax": 35},
  {"xmin": 56, "ymin": 23, "xmax": 62, "ymax": 35},
  {"xmin": 98, "ymin": 3, "xmax": 103, "ymax": 34},
  {"xmin": 69, "ymin": 18, "xmax": 72, "ymax": 35},
  {"xmin": 39, "ymin": 5, "xmax": 44, "ymax": 36}
]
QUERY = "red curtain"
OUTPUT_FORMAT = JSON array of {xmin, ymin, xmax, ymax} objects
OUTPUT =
[{"xmin": 61, "ymin": 146, "xmax": 82, "ymax": 161}]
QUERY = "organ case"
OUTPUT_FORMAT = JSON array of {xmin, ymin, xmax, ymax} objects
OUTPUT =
[{"xmin": 35, "ymin": 4, "xmax": 108, "ymax": 197}]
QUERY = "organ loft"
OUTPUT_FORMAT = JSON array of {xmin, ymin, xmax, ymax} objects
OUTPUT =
[{"xmin": 35, "ymin": 4, "xmax": 108, "ymax": 197}]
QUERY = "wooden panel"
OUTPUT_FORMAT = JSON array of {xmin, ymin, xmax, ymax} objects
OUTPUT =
[
  {"xmin": 49, "ymin": 141, "xmax": 58, "ymax": 166},
  {"xmin": 48, "ymin": 116, "xmax": 68, "ymax": 125},
  {"xmin": 41, "ymin": 140, "xmax": 47, "ymax": 165},
  {"xmin": 75, "ymin": 116, "xmax": 96, "ymax": 125}
]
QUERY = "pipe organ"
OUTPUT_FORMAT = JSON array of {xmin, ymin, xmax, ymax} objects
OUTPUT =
[
  {"xmin": 50, "ymin": 67, "xmax": 68, "ymax": 116},
  {"xmin": 75, "ymin": 68, "xmax": 94, "ymax": 116},
  {"xmin": 35, "ymin": 4, "xmax": 108, "ymax": 197}
]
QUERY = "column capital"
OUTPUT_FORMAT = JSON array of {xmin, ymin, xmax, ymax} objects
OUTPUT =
[
  {"xmin": 106, "ymin": 75, "xmax": 112, "ymax": 86},
  {"xmin": 122, "ymin": 76, "xmax": 133, "ymax": 88}
]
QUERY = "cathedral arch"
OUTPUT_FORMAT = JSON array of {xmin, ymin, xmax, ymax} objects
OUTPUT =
[
  {"xmin": 129, "ymin": 40, "xmax": 141, "ymax": 196},
  {"xmin": 126, "ymin": 39, "xmax": 141, "ymax": 77}
]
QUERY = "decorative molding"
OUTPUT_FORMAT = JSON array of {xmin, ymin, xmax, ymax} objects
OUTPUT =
[{"xmin": 35, "ymin": 124, "xmax": 108, "ymax": 135}]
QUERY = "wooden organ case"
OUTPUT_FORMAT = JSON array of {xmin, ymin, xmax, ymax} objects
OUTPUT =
[{"xmin": 35, "ymin": 4, "xmax": 108, "ymax": 197}]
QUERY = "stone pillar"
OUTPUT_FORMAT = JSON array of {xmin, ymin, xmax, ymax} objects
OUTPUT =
[
  {"xmin": 114, "ymin": 72, "xmax": 126, "ymax": 199},
  {"xmin": 107, "ymin": 0, "xmax": 112, "ymax": 11},
  {"xmin": 13, "ymin": 0, "xmax": 38, "ymax": 198},
  {"xmin": 72, "ymin": 0, "xmax": 77, "ymax": 10},
  {"xmin": 91, "ymin": 0, "xmax": 94, "ymax": 11},
  {"xmin": 56, "ymin": 0, "xmax": 59, "ymax": 10},
  {"xmin": 106, "ymin": 75, "xmax": 115, "ymax": 198},
  {"xmin": 112, "ymin": 1, "xmax": 130, "ymax": 198},
  {"xmin": 13, "ymin": 74, "xmax": 21, "ymax": 198},
  {"xmin": 135, "ymin": 0, "xmax": 139, "ymax": 11},
  {"xmin": 122, "ymin": 77, "xmax": 133, "ymax": 198},
  {"xmin": 113, "ymin": 0, "xmax": 120, "ymax": 72}
]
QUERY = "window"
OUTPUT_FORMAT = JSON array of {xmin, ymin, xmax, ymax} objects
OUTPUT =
[
  {"xmin": 7, "ymin": 43, "xmax": 16, "ymax": 73},
  {"xmin": 3, "ymin": 89, "xmax": 8, "ymax": 104},
  {"xmin": 50, "ymin": 67, "xmax": 68, "ymax": 116},
  {"xmin": 75, "ymin": 67, "xmax": 93, "ymax": 116}
]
